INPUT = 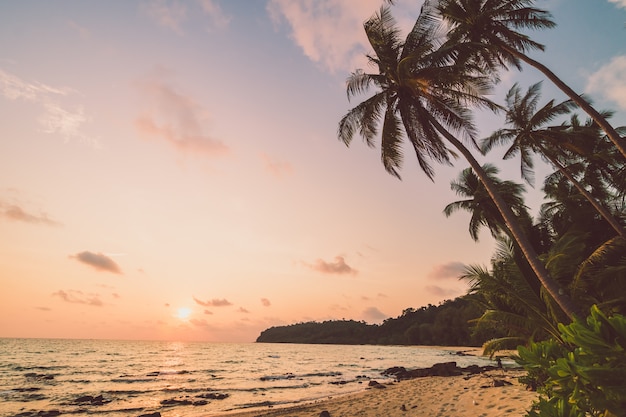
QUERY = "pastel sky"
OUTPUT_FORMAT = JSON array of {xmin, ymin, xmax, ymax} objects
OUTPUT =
[{"xmin": 1, "ymin": 0, "xmax": 625, "ymax": 342}]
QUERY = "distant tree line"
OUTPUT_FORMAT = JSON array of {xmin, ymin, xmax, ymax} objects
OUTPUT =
[{"xmin": 256, "ymin": 296, "xmax": 503, "ymax": 346}]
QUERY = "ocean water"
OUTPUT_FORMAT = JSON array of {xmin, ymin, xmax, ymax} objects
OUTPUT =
[{"xmin": 0, "ymin": 339, "xmax": 501, "ymax": 417}]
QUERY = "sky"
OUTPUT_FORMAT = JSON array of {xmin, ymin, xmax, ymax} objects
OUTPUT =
[{"xmin": 1, "ymin": 0, "xmax": 625, "ymax": 343}]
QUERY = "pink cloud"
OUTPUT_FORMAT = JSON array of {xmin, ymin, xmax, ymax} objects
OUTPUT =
[
  {"xmin": 70, "ymin": 251, "xmax": 123, "ymax": 274},
  {"xmin": 135, "ymin": 74, "xmax": 229, "ymax": 156},
  {"xmin": 304, "ymin": 255, "xmax": 357, "ymax": 275},
  {"xmin": 261, "ymin": 153, "xmax": 293, "ymax": 177},
  {"xmin": 53, "ymin": 290, "xmax": 103, "ymax": 307},
  {"xmin": 193, "ymin": 297, "xmax": 233, "ymax": 307},
  {"xmin": 427, "ymin": 262, "xmax": 466, "ymax": 280},
  {"xmin": 0, "ymin": 202, "xmax": 61, "ymax": 226},
  {"xmin": 261, "ymin": 298, "xmax": 271, "ymax": 307}
]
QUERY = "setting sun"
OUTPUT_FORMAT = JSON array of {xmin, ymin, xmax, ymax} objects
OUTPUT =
[{"xmin": 176, "ymin": 307, "xmax": 192, "ymax": 320}]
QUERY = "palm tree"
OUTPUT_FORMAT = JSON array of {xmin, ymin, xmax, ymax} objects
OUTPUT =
[
  {"xmin": 338, "ymin": 3, "xmax": 582, "ymax": 319},
  {"xmin": 444, "ymin": 163, "xmax": 530, "ymax": 241},
  {"xmin": 481, "ymin": 82, "xmax": 626, "ymax": 238},
  {"xmin": 461, "ymin": 238, "xmax": 564, "ymax": 356},
  {"xmin": 437, "ymin": 0, "xmax": 626, "ymax": 160}
]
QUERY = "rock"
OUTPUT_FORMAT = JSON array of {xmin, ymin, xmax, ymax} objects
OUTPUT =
[
  {"xmin": 160, "ymin": 398, "xmax": 193, "ymax": 406},
  {"xmin": 368, "ymin": 380, "xmax": 386, "ymax": 389},
  {"xmin": 319, "ymin": 411, "xmax": 331, "ymax": 417},
  {"xmin": 146, "ymin": 371, "xmax": 160, "ymax": 377},
  {"xmin": 196, "ymin": 392, "xmax": 229, "ymax": 400},
  {"xmin": 138, "ymin": 413, "xmax": 161, "ymax": 417},
  {"xmin": 73, "ymin": 394, "xmax": 110, "ymax": 405}
]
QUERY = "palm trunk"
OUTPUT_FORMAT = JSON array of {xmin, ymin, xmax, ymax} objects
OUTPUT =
[
  {"xmin": 503, "ymin": 45, "xmax": 626, "ymax": 160},
  {"xmin": 431, "ymin": 118, "xmax": 583, "ymax": 320},
  {"xmin": 538, "ymin": 143, "xmax": 626, "ymax": 239}
]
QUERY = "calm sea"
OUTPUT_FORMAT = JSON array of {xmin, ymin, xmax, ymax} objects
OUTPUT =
[{"xmin": 0, "ymin": 339, "xmax": 501, "ymax": 417}]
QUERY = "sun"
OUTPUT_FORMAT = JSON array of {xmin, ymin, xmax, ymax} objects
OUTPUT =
[{"xmin": 175, "ymin": 307, "xmax": 192, "ymax": 320}]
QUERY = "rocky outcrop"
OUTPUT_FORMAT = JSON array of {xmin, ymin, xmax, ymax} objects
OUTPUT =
[{"xmin": 382, "ymin": 362, "xmax": 500, "ymax": 380}]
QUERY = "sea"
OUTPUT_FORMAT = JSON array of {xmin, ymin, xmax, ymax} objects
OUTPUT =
[{"xmin": 0, "ymin": 338, "xmax": 504, "ymax": 417}]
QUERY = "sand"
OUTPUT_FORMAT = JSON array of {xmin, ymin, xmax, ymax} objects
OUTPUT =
[{"xmin": 212, "ymin": 348, "xmax": 537, "ymax": 417}]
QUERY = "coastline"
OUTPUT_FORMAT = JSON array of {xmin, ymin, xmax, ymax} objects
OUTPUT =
[
  {"xmin": 208, "ymin": 347, "xmax": 536, "ymax": 417},
  {"xmin": 210, "ymin": 369, "xmax": 535, "ymax": 417}
]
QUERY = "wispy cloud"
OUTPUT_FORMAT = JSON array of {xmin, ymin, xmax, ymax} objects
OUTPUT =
[
  {"xmin": 135, "ymin": 72, "xmax": 229, "ymax": 156},
  {"xmin": 140, "ymin": 0, "xmax": 187, "ymax": 34},
  {"xmin": 0, "ymin": 201, "xmax": 61, "ymax": 226},
  {"xmin": 141, "ymin": 0, "xmax": 230, "ymax": 34},
  {"xmin": 267, "ymin": 0, "xmax": 418, "ymax": 74},
  {"xmin": 53, "ymin": 290, "xmax": 104, "ymax": 307},
  {"xmin": 260, "ymin": 153, "xmax": 293, "ymax": 177},
  {"xmin": 427, "ymin": 261, "xmax": 466, "ymax": 280},
  {"xmin": 197, "ymin": 0, "xmax": 231, "ymax": 29},
  {"xmin": 586, "ymin": 55, "xmax": 626, "ymax": 110},
  {"xmin": 70, "ymin": 251, "xmax": 123, "ymax": 274},
  {"xmin": 237, "ymin": 307, "xmax": 250, "ymax": 314},
  {"xmin": 362, "ymin": 306, "xmax": 387, "ymax": 323},
  {"xmin": 0, "ymin": 68, "xmax": 97, "ymax": 146},
  {"xmin": 303, "ymin": 255, "xmax": 357, "ymax": 275},
  {"xmin": 607, "ymin": 0, "xmax": 626, "ymax": 9},
  {"xmin": 261, "ymin": 298, "xmax": 271, "ymax": 307},
  {"xmin": 424, "ymin": 285, "xmax": 463, "ymax": 298},
  {"xmin": 193, "ymin": 297, "xmax": 233, "ymax": 307}
]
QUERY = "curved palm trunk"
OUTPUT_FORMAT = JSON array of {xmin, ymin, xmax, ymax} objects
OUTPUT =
[
  {"xmin": 430, "ymin": 118, "xmax": 583, "ymax": 320},
  {"xmin": 502, "ymin": 45, "xmax": 626, "ymax": 160},
  {"xmin": 537, "ymin": 143, "xmax": 626, "ymax": 239}
]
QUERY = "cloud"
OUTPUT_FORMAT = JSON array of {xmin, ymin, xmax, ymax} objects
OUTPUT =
[
  {"xmin": 0, "ymin": 201, "xmax": 61, "ymax": 226},
  {"xmin": 267, "ymin": 0, "xmax": 384, "ymax": 73},
  {"xmin": 586, "ymin": 55, "xmax": 626, "ymax": 110},
  {"xmin": 237, "ymin": 307, "xmax": 250, "ymax": 313},
  {"xmin": 135, "ymin": 73, "xmax": 229, "ymax": 156},
  {"xmin": 0, "ymin": 68, "xmax": 97, "ymax": 146},
  {"xmin": 70, "ymin": 251, "xmax": 123, "ymax": 274},
  {"xmin": 198, "ymin": 0, "xmax": 231, "ymax": 29},
  {"xmin": 362, "ymin": 306, "xmax": 388, "ymax": 323},
  {"xmin": 193, "ymin": 297, "xmax": 233, "ymax": 307},
  {"xmin": 35, "ymin": 306, "xmax": 51, "ymax": 311},
  {"xmin": 424, "ymin": 285, "xmax": 463, "ymax": 298},
  {"xmin": 427, "ymin": 261, "xmax": 466, "ymax": 280},
  {"xmin": 261, "ymin": 298, "xmax": 271, "ymax": 307},
  {"xmin": 53, "ymin": 290, "xmax": 103, "ymax": 307},
  {"xmin": 203, "ymin": 309, "xmax": 213, "ymax": 315},
  {"xmin": 607, "ymin": 0, "xmax": 626, "ymax": 8},
  {"xmin": 141, "ymin": 0, "xmax": 187, "ymax": 34},
  {"xmin": 261, "ymin": 153, "xmax": 293, "ymax": 177},
  {"xmin": 304, "ymin": 255, "xmax": 357, "ymax": 275}
]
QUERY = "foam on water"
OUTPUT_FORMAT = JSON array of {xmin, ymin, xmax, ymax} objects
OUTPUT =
[{"xmin": 0, "ymin": 338, "xmax": 500, "ymax": 417}]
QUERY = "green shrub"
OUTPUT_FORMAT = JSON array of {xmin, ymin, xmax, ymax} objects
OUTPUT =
[{"xmin": 516, "ymin": 305, "xmax": 626, "ymax": 417}]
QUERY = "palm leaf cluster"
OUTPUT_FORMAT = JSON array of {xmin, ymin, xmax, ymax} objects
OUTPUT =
[{"xmin": 338, "ymin": 0, "xmax": 625, "ymax": 349}]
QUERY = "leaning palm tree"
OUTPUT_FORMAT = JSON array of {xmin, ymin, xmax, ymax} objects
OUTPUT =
[
  {"xmin": 481, "ymin": 82, "xmax": 626, "ymax": 238},
  {"xmin": 338, "ymin": 3, "xmax": 581, "ymax": 319},
  {"xmin": 444, "ymin": 163, "xmax": 530, "ymax": 241},
  {"xmin": 437, "ymin": 0, "xmax": 626, "ymax": 160}
]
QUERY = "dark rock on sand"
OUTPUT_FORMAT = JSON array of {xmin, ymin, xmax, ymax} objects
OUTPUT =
[
  {"xmin": 368, "ymin": 380, "xmax": 386, "ymax": 389},
  {"xmin": 73, "ymin": 394, "xmax": 111, "ymax": 406},
  {"xmin": 382, "ymin": 362, "xmax": 502, "ymax": 380},
  {"xmin": 319, "ymin": 411, "xmax": 331, "ymax": 417},
  {"xmin": 196, "ymin": 392, "xmax": 229, "ymax": 400},
  {"xmin": 12, "ymin": 410, "xmax": 61, "ymax": 417},
  {"xmin": 137, "ymin": 412, "xmax": 161, "ymax": 417}
]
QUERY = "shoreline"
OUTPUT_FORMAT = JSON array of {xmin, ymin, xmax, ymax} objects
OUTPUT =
[{"xmin": 206, "ymin": 348, "xmax": 535, "ymax": 417}]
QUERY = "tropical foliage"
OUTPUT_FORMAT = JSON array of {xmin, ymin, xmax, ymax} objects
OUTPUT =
[
  {"xmin": 517, "ymin": 306, "xmax": 626, "ymax": 417},
  {"xmin": 332, "ymin": 1, "xmax": 625, "ymax": 415}
]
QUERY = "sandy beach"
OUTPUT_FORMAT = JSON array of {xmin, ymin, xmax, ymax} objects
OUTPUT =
[{"xmin": 213, "ymin": 348, "xmax": 536, "ymax": 417}]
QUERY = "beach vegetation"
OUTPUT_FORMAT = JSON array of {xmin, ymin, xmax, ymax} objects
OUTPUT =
[{"xmin": 517, "ymin": 306, "xmax": 626, "ymax": 417}]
